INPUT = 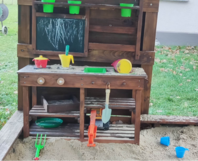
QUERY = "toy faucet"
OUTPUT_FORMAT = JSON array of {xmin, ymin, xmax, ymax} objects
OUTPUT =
[{"xmin": 59, "ymin": 45, "xmax": 74, "ymax": 67}]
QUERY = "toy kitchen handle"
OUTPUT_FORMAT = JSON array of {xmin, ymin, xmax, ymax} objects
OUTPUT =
[
  {"xmin": 105, "ymin": 89, "xmax": 110, "ymax": 105},
  {"xmin": 70, "ymin": 55, "xmax": 74, "ymax": 64}
]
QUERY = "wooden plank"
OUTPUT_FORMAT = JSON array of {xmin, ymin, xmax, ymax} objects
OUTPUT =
[
  {"xmin": 23, "ymin": 87, "xmax": 30, "ymax": 138},
  {"xmin": 134, "ymin": 90, "xmax": 141, "ymax": 145},
  {"xmin": 18, "ymin": 0, "xmax": 139, "ymax": 6},
  {"xmin": 141, "ymin": 12, "xmax": 158, "ymax": 114},
  {"xmin": 141, "ymin": 114, "xmax": 198, "ymax": 125},
  {"xmin": 143, "ymin": 0, "xmax": 159, "ymax": 13},
  {"xmin": 135, "ymin": 0, "xmax": 143, "ymax": 60},
  {"xmin": 17, "ymin": 44, "xmax": 155, "ymax": 65},
  {"xmin": 84, "ymin": 8, "xmax": 90, "ymax": 57},
  {"xmin": 80, "ymin": 88, "xmax": 85, "ymax": 140},
  {"xmin": 89, "ymin": 43, "xmax": 136, "ymax": 52},
  {"xmin": 32, "ymin": 87, "xmax": 37, "ymax": 107},
  {"xmin": 90, "ymin": 25, "xmax": 136, "ymax": 34},
  {"xmin": 32, "ymin": 0, "xmax": 36, "ymax": 53},
  {"xmin": 0, "ymin": 111, "xmax": 23, "ymax": 161},
  {"xmin": 18, "ymin": 5, "xmax": 31, "ymax": 111},
  {"xmin": 36, "ymin": 12, "xmax": 86, "ymax": 19}
]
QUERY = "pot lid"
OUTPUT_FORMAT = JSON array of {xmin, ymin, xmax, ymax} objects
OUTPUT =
[{"xmin": 34, "ymin": 55, "xmax": 48, "ymax": 60}]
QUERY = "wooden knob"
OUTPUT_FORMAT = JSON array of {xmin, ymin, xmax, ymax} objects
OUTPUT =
[
  {"xmin": 37, "ymin": 77, "xmax": 45, "ymax": 85},
  {"xmin": 57, "ymin": 78, "xmax": 65, "ymax": 85}
]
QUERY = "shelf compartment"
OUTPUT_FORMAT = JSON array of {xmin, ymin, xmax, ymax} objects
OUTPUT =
[
  {"xmin": 29, "ymin": 105, "xmax": 81, "ymax": 118},
  {"xmin": 85, "ymin": 97, "xmax": 135, "ymax": 111},
  {"xmin": 30, "ymin": 123, "xmax": 134, "ymax": 142}
]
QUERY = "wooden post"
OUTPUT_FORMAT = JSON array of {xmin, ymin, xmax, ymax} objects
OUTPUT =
[
  {"xmin": 32, "ymin": 87, "xmax": 37, "ymax": 107},
  {"xmin": 18, "ymin": 5, "xmax": 31, "ymax": 110},
  {"xmin": 80, "ymin": 88, "xmax": 85, "ymax": 140},
  {"xmin": 134, "ymin": 90, "xmax": 142, "ymax": 145},
  {"xmin": 131, "ymin": 90, "xmax": 136, "ymax": 124},
  {"xmin": 23, "ymin": 86, "xmax": 30, "ymax": 138}
]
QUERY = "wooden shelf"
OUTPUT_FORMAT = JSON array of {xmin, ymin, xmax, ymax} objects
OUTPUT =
[
  {"xmin": 30, "ymin": 123, "xmax": 135, "ymax": 141},
  {"xmin": 34, "ymin": 1, "xmax": 140, "ymax": 10},
  {"xmin": 29, "ymin": 105, "xmax": 81, "ymax": 118},
  {"xmin": 85, "ymin": 97, "xmax": 136, "ymax": 111}
]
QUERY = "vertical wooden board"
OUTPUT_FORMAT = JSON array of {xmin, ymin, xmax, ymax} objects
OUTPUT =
[
  {"xmin": 134, "ymin": 90, "xmax": 141, "ymax": 144},
  {"xmin": 23, "ymin": 87, "xmax": 30, "ymax": 138},
  {"xmin": 32, "ymin": 87, "xmax": 37, "ymax": 107},
  {"xmin": 141, "ymin": 12, "xmax": 158, "ymax": 114},
  {"xmin": 18, "ymin": 5, "xmax": 31, "ymax": 110},
  {"xmin": 80, "ymin": 88, "xmax": 85, "ymax": 140}
]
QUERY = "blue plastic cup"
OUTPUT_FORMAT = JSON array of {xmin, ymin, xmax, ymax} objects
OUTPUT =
[
  {"xmin": 160, "ymin": 136, "xmax": 170, "ymax": 146},
  {"xmin": 175, "ymin": 147, "xmax": 189, "ymax": 158}
]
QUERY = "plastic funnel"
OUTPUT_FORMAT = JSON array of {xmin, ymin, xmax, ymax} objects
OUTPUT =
[
  {"xmin": 175, "ymin": 147, "xmax": 189, "ymax": 158},
  {"xmin": 120, "ymin": 3, "xmax": 134, "ymax": 17},
  {"xmin": 160, "ymin": 136, "xmax": 170, "ymax": 146},
  {"xmin": 42, "ymin": 0, "xmax": 55, "ymax": 13},
  {"xmin": 68, "ymin": 1, "xmax": 82, "ymax": 14}
]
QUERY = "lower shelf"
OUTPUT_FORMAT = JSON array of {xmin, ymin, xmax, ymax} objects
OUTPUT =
[{"xmin": 30, "ymin": 123, "xmax": 135, "ymax": 142}]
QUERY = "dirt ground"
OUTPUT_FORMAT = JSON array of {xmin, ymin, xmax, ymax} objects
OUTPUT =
[{"xmin": 4, "ymin": 126, "xmax": 198, "ymax": 160}]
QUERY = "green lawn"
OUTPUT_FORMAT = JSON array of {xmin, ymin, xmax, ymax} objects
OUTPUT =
[{"xmin": 0, "ymin": 4, "xmax": 198, "ymax": 129}]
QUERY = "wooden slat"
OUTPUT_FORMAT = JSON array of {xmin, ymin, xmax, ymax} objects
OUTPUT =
[
  {"xmin": 18, "ymin": 0, "xmax": 139, "ymax": 6},
  {"xmin": 17, "ymin": 44, "xmax": 155, "ymax": 65},
  {"xmin": 80, "ymin": 88, "xmax": 85, "ymax": 140},
  {"xmin": 89, "ymin": 43, "xmax": 136, "ymax": 52},
  {"xmin": 29, "ymin": 105, "xmax": 80, "ymax": 118},
  {"xmin": 23, "ymin": 87, "xmax": 30, "ymax": 138},
  {"xmin": 90, "ymin": 25, "xmax": 136, "ymax": 34},
  {"xmin": 141, "ymin": 114, "xmax": 198, "ymax": 125},
  {"xmin": 36, "ymin": 12, "xmax": 86, "ymax": 19},
  {"xmin": 0, "ymin": 111, "xmax": 23, "ymax": 161},
  {"xmin": 84, "ymin": 8, "xmax": 90, "ymax": 57}
]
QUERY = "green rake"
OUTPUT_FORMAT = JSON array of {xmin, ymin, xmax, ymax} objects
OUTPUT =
[{"xmin": 34, "ymin": 134, "xmax": 46, "ymax": 160}]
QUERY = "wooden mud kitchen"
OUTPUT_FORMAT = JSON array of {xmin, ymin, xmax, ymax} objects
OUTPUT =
[{"xmin": 17, "ymin": 0, "xmax": 160, "ymax": 145}]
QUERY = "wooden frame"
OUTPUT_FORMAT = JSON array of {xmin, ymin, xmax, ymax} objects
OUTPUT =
[{"xmin": 32, "ymin": 1, "xmax": 90, "ymax": 57}]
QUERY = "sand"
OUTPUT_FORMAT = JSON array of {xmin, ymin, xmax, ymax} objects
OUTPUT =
[{"xmin": 4, "ymin": 126, "xmax": 198, "ymax": 161}]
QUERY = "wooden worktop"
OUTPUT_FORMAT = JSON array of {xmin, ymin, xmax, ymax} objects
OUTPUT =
[{"xmin": 18, "ymin": 65, "xmax": 147, "ymax": 78}]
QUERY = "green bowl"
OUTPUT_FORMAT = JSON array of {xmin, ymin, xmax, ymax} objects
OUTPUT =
[
  {"xmin": 84, "ymin": 67, "xmax": 106, "ymax": 74},
  {"xmin": 36, "ymin": 118, "xmax": 63, "ymax": 128}
]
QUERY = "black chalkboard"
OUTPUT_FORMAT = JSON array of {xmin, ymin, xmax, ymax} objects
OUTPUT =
[{"xmin": 36, "ymin": 17, "xmax": 85, "ymax": 53}]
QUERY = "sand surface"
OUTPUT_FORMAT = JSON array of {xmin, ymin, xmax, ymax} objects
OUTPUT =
[{"xmin": 4, "ymin": 126, "xmax": 198, "ymax": 160}]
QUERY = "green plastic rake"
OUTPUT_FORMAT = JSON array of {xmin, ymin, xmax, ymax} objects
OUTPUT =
[{"xmin": 34, "ymin": 134, "xmax": 46, "ymax": 160}]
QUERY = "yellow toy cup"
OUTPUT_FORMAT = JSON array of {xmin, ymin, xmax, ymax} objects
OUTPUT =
[{"xmin": 59, "ymin": 54, "xmax": 74, "ymax": 67}]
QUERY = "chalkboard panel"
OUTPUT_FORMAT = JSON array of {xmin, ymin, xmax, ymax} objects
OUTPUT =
[{"xmin": 36, "ymin": 17, "xmax": 85, "ymax": 53}]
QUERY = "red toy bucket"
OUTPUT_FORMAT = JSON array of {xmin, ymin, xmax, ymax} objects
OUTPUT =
[
  {"xmin": 111, "ymin": 59, "xmax": 121, "ymax": 72},
  {"xmin": 33, "ymin": 55, "xmax": 49, "ymax": 68}
]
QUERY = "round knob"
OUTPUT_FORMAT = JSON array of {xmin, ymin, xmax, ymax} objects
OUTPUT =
[
  {"xmin": 37, "ymin": 77, "xmax": 45, "ymax": 85},
  {"xmin": 57, "ymin": 78, "xmax": 65, "ymax": 85}
]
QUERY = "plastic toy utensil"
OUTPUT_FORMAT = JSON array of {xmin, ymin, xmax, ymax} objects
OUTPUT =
[
  {"xmin": 34, "ymin": 134, "xmax": 46, "ymax": 160},
  {"xmin": 66, "ymin": 45, "xmax": 70, "ymax": 56}
]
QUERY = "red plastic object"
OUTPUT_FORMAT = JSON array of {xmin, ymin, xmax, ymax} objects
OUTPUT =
[
  {"xmin": 33, "ymin": 59, "xmax": 49, "ymax": 68},
  {"xmin": 34, "ymin": 157, "xmax": 39, "ymax": 160},
  {"xmin": 111, "ymin": 59, "xmax": 121, "ymax": 72},
  {"xmin": 87, "ymin": 110, "xmax": 97, "ymax": 147}
]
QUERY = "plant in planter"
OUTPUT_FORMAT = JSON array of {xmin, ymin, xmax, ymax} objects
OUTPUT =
[
  {"xmin": 68, "ymin": 0, "xmax": 82, "ymax": 14},
  {"xmin": 42, "ymin": 0, "xmax": 56, "ymax": 13}
]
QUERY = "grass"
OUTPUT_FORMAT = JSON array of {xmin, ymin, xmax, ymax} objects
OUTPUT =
[
  {"xmin": 0, "ymin": 4, "xmax": 198, "ymax": 130},
  {"xmin": 0, "ymin": 4, "xmax": 18, "ymax": 129}
]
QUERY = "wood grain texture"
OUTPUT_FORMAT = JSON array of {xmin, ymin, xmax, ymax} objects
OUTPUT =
[
  {"xmin": 23, "ymin": 87, "xmax": 30, "ymax": 138},
  {"xmin": 143, "ymin": 0, "xmax": 159, "ymax": 12},
  {"xmin": 84, "ymin": 8, "xmax": 90, "ymax": 57},
  {"xmin": 141, "ymin": 12, "xmax": 158, "ymax": 114},
  {"xmin": 0, "ymin": 111, "xmax": 23, "ymax": 161},
  {"xmin": 17, "ymin": 44, "xmax": 155, "ymax": 65},
  {"xmin": 134, "ymin": 90, "xmax": 141, "ymax": 145},
  {"xmin": 90, "ymin": 25, "xmax": 136, "ymax": 34},
  {"xmin": 80, "ymin": 88, "xmax": 85, "ymax": 140},
  {"xmin": 18, "ymin": 5, "xmax": 31, "ymax": 111},
  {"xmin": 89, "ymin": 43, "xmax": 136, "ymax": 52},
  {"xmin": 32, "ymin": 87, "xmax": 37, "ymax": 107}
]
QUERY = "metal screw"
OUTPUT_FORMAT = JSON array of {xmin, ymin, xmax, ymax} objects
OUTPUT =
[
  {"xmin": 123, "ymin": 82, "xmax": 126, "ymax": 85},
  {"xmin": 139, "ymin": 80, "xmax": 140, "ymax": 82},
  {"xmin": 24, "ymin": 82, "xmax": 26, "ymax": 84},
  {"xmin": 21, "ymin": 49, "xmax": 24, "ymax": 52},
  {"xmin": 81, "ymin": 78, "xmax": 83, "ymax": 80},
  {"xmin": 81, "ymin": 84, "xmax": 83, "ymax": 86},
  {"xmin": 150, "ymin": 3, "xmax": 152, "ymax": 6},
  {"xmin": 92, "ymin": 82, "xmax": 94, "ymax": 84},
  {"xmin": 150, "ymin": 57, "xmax": 152, "ymax": 58}
]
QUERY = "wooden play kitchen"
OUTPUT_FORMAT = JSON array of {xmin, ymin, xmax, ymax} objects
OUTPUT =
[{"xmin": 17, "ymin": 0, "xmax": 160, "ymax": 145}]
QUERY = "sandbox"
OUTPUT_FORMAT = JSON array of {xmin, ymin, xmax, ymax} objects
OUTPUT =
[{"xmin": 4, "ymin": 126, "xmax": 198, "ymax": 160}]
